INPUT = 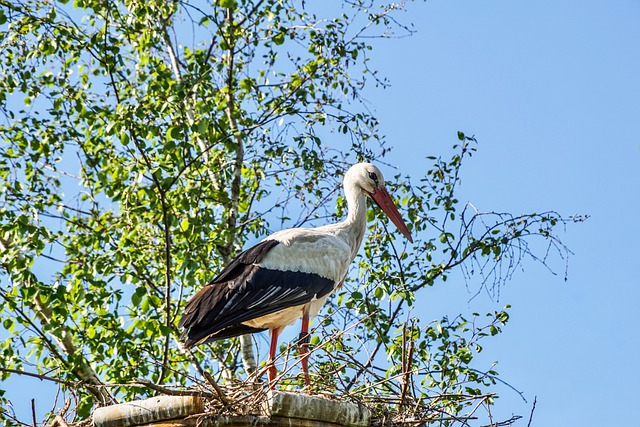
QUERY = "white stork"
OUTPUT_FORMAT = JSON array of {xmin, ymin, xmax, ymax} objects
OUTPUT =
[{"xmin": 179, "ymin": 163, "xmax": 413, "ymax": 387}]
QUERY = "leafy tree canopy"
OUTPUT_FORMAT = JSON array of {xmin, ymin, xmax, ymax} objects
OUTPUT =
[{"xmin": 0, "ymin": 0, "xmax": 582, "ymax": 424}]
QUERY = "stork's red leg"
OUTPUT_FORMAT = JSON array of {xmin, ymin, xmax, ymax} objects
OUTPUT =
[
  {"xmin": 267, "ymin": 328, "xmax": 279, "ymax": 388},
  {"xmin": 299, "ymin": 310, "xmax": 311, "ymax": 387}
]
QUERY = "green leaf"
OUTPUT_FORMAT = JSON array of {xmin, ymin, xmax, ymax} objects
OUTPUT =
[
  {"xmin": 218, "ymin": 0, "xmax": 237, "ymax": 9},
  {"xmin": 86, "ymin": 327, "xmax": 96, "ymax": 339},
  {"xmin": 272, "ymin": 32, "xmax": 285, "ymax": 45},
  {"xmin": 166, "ymin": 126, "xmax": 183, "ymax": 141},
  {"xmin": 366, "ymin": 209, "xmax": 374, "ymax": 222},
  {"xmin": 131, "ymin": 287, "xmax": 146, "ymax": 307}
]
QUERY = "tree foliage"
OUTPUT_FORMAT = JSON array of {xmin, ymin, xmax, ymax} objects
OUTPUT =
[{"xmin": 0, "ymin": 0, "xmax": 581, "ymax": 425}]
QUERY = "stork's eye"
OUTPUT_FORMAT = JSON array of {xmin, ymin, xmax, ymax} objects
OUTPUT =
[{"xmin": 367, "ymin": 171, "xmax": 379, "ymax": 185}]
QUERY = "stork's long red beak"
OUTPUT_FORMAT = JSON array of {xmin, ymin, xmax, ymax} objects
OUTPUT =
[{"xmin": 370, "ymin": 187, "xmax": 413, "ymax": 243}]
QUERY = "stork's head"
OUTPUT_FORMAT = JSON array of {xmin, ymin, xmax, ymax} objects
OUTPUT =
[{"xmin": 344, "ymin": 163, "xmax": 413, "ymax": 243}]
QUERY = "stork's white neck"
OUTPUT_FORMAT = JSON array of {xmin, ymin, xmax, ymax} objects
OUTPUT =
[
  {"xmin": 334, "ymin": 180, "xmax": 368, "ymax": 260},
  {"xmin": 292, "ymin": 176, "xmax": 369, "ymax": 263}
]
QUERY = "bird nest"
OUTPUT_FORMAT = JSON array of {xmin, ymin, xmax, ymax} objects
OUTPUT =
[{"xmin": 114, "ymin": 377, "xmax": 502, "ymax": 427}]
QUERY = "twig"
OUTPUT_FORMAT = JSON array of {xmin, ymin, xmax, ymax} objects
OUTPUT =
[
  {"xmin": 399, "ymin": 322, "xmax": 410, "ymax": 410},
  {"xmin": 480, "ymin": 415, "xmax": 522, "ymax": 427},
  {"xmin": 48, "ymin": 415, "xmax": 69, "ymax": 427},
  {"xmin": 527, "ymin": 396, "xmax": 537, "ymax": 427},
  {"xmin": 0, "ymin": 368, "xmax": 75, "ymax": 387},
  {"xmin": 31, "ymin": 399, "xmax": 36, "ymax": 427},
  {"xmin": 133, "ymin": 378, "xmax": 215, "ymax": 398},
  {"xmin": 47, "ymin": 398, "xmax": 72, "ymax": 427},
  {"xmin": 186, "ymin": 349, "xmax": 231, "ymax": 408},
  {"xmin": 468, "ymin": 368, "xmax": 527, "ymax": 403}
]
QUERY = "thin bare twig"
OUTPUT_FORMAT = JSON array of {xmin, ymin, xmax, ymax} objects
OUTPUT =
[
  {"xmin": 527, "ymin": 396, "xmax": 537, "ymax": 427},
  {"xmin": 186, "ymin": 349, "xmax": 231, "ymax": 408},
  {"xmin": 480, "ymin": 415, "xmax": 523, "ymax": 427},
  {"xmin": 134, "ymin": 378, "xmax": 215, "ymax": 398}
]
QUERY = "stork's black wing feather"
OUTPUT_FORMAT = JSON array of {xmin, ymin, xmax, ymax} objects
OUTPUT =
[
  {"xmin": 178, "ymin": 240, "xmax": 279, "ymax": 331},
  {"xmin": 210, "ymin": 239, "xmax": 280, "ymax": 284},
  {"xmin": 179, "ymin": 239, "xmax": 335, "ymax": 347}
]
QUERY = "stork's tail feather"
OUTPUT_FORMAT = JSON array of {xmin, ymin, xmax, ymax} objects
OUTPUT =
[{"xmin": 181, "ymin": 323, "xmax": 267, "ymax": 348}]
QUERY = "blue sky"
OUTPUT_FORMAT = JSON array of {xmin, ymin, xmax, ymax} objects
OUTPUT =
[
  {"xmin": 4, "ymin": 1, "xmax": 640, "ymax": 425},
  {"xmin": 367, "ymin": 1, "xmax": 640, "ymax": 425}
]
